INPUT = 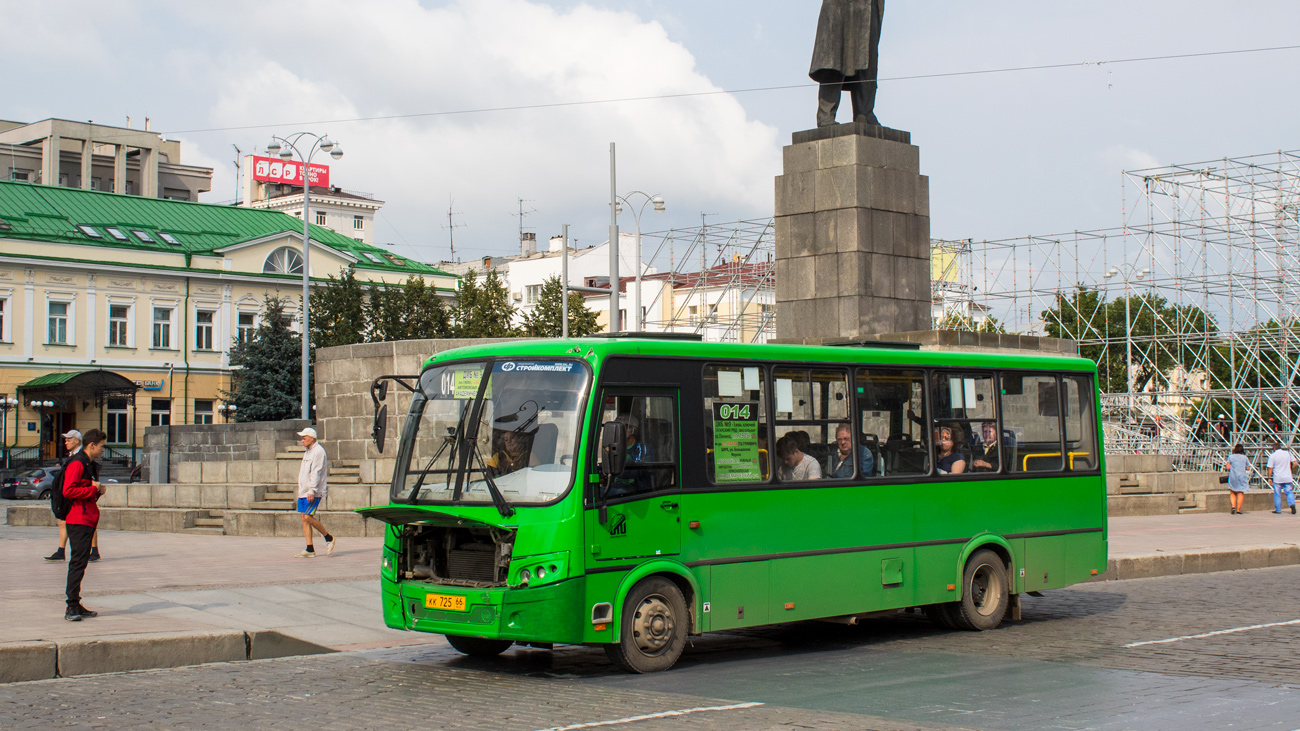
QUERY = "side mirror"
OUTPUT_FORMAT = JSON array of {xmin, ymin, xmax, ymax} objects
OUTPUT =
[
  {"xmin": 377, "ymin": 380, "xmax": 390, "ymax": 401},
  {"xmin": 373, "ymin": 404, "xmax": 389, "ymax": 453},
  {"xmin": 599, "ymin": 421, "xmax": 627, "ymax": 478}
]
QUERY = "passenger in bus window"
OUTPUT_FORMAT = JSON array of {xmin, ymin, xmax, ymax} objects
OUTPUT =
[
  {"xmin": 935, "ymin": 425, "xmax": 966, "ymax": 475},
  {"xmin": 970, "ymin": 421, "xmax": 1000, "ymax": 473},
  {"xmin": 829, "ymin": 423, "xmax": 873, "ymax": 478},
  {"xmin": 777, "ymin": 434, "xmax": 822, "ymax": 481},
  {"xmin": 607, "ymin": 414, "xmax": 656, "ymax": 497}
]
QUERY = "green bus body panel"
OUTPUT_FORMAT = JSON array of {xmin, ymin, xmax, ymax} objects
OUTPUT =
[{"xmin": 367, "ymin": 337, "xmax": 1107, "ymax": 646}]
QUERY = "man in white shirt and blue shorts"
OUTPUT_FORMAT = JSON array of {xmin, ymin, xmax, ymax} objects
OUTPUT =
[
  {"xmin": 295, "ymin": 428, "xmax": 336, "ymax": 557},
  {"xmin": 1266, "ymin": 441, "xmax": 1298, "ymax": 515}
]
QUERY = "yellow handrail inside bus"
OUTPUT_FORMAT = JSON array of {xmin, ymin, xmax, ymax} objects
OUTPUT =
[{"xmin": 1022, "ymin": 451, "xmax": 1092, "ymax": 471}]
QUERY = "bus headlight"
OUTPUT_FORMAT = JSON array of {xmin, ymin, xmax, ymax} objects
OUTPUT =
[{"xmin": 510, "ymin": 552, "xmax": 569, "ymax": 588}]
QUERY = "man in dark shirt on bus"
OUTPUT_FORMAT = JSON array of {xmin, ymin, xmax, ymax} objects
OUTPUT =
[
  {"xmin": 607, "ymin": 414, "xmax": 656, "ymax": 497},
  {"xmin": 829, "ymin": 423, "xmax": 873, "ymax": 478}
]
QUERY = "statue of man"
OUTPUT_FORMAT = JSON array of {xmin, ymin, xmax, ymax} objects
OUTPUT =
[{"xmin": 810, "ymin": 0, "xmax": 885, "ymax": 127}]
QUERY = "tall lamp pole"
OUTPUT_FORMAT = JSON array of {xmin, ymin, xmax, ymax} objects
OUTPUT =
[
  {"xmin": 615, "ymin": 192, "xmax": 666, "ymax": 331},
  {"xmin": 1104, "ymin": 264, "xmax": 1150, "ymax": 418},
  {"xmin": 29, "ymin": 400, "xmax": 53, "ymax": 461},
  {"xmin": 265, "ymin": 133, "xmax": 343, "ymax": 420},
  {"xmin": 0, "ymin": 397, "xmax": 17, "ymax": 469}
]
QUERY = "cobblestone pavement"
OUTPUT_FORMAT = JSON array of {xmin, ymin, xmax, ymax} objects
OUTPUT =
[{"xmin": 5, "ymin": 567, "xmax": 1300, "ymax": 730}]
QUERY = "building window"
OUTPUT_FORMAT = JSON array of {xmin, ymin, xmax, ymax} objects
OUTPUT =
[
  {"xmin": 195, "ymin": 310, "xmax": 214, "ymax": 350},
  {"xmin": 150, "ymin": 398, "xmax": 171, "ymax": 427},
  {"xmin": 48, "ymin": 302, "xmax": 69, "ymax": 344},
  {"xmin": 58, "ymin": 173, "xmax": 69, "ymax": 187},
  {"xmin": 9, "ymin": 169, "xmax": 31, "ymax": 182},
  {"xmin": 108, "ymin": 304, "xmax": 130, "ymax": 346},
  {"xmin": 264, "ymin": 247, "xmax": 304, "ymax": 275},
  {"xmin": 152, "ymin": 307, "xmax": 173, "ymax": 349},
  {"xmin": 315, "ymin": 211, "xmax": 326, "ymax": 226},
  {"xmin": 90, "ymin": 178, "xmax": 104, "ymax": 191},
  {"xmin": 106, "ymin": 398, "xmax": 129, "ymax": 444},
  {"xmin": 353, "ymin": 215, "xmax": 364, "ymax": 230},
  {"xmin": 193, "ymin": 399, "xmax": 214, "ymax": 425},
  {"xmin": 237, "ymin": 312, "xmax": 256, "ymax": 344},
  {"xmin": 525, "ymin": 284, "xmax": 541, "ymax": 305},
  {"xmin": 0, "ymin": 298, "xmax": 6, "ymax": 341}
]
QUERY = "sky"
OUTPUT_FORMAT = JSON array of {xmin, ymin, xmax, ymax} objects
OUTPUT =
[{"xmin": 2, "ymin": 0, "xmax": 1298, "ymax": 270}]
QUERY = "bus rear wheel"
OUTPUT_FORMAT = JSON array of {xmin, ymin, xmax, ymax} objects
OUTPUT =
[
  {"xmin": 445, "ymin": 634, "xmax": 513, "ymax": 657},
  {"xmin": 605, "ymin": 577, "xmax": 687, "ymax": 673},
  {"xmin": 951, "ymin": 549, "xmax": 1010, "ymax": 631}
]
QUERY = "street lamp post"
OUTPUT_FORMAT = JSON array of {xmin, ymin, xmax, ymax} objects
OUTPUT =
[
  {"xmin": 615, "ymin": 192, "xmax": 666, "ymax": 331},
  {"xmin": 265, "ymin": 133, "xmax": 344, "ymax": 420},
  {"xmin": 1104, "ymin": 264, "xmax": 1150, "ymax": 417},
  {"xmin": 217, "ymin": 403, "xmax": 238, "ymax": 423},
  {"xmin": 29, "ymin": 400, "xmax": 54, "ymax": 461},
  {"xmin": 0, "ymin": 397, "xmax": 17, "ymax": 469}
]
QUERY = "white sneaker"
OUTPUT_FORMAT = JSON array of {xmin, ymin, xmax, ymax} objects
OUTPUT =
[
  {"xmin": 325, "ymin": 539, "xmax": 336, "ymax": 556},
  {"xmin": 295, "ymin": 550, "xmax": 315, "ymax": 558}
]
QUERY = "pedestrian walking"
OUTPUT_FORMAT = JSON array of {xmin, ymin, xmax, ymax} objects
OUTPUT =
[
  {"xmin": 43, "ymin": 430, "xmax": 101, "ymax": 562},
  {"xmin": 295, "ymin": 428, "xmax": 335, "ymax": 558},
  {"xmin": 63, "ymin": 429, "xmax": 107, "ymax": 621},
  {"xmin": 1224, "ymin": 443, "xmax": 1252, "ymax": 515},
  {"xmin": 1265, "ymin": 440, "xmax": 1298, "ymax": 515}
]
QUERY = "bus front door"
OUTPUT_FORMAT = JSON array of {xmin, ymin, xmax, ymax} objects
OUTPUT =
[{"xmin": 589, "ymin": 388, "xmax": 682, "ymax": 563}]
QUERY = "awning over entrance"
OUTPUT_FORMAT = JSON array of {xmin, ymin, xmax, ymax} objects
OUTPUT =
[{"xmin": 18, "ymin": 370, "xmax": 139, "ymax": 405}]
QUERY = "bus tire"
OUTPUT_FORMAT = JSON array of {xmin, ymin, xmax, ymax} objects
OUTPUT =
[
  {"xmin": 605, "ymin": 577, "xmax": 687, "ymax": 673},
  {"xmin": 444, "ymin": 634, "xmax": 513, "ymax": 657},
  {"xmin": 949, "ymin": 549, "xmax": 1009, "ymax": 631}
]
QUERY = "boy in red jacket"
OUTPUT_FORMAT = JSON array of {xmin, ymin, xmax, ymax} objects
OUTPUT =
[{"xmin": 63, "ymin": 429, "xmax": 107, "ymax": 621}]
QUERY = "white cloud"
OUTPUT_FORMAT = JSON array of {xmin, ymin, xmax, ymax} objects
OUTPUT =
[{"xmin": 162, "ymin": 0, "xmax": 781, "ymax": 262}]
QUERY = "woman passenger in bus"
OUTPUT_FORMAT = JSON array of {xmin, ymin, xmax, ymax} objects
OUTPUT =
[
  {"xmin": 486, "ymin": 429, "xmax": 537, "ymax": 477},
  {"xmin": 935, "ymin": 424, "xmax": 967, "ymax": 475}
]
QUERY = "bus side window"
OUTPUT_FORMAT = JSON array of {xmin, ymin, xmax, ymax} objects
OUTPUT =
[
  {"xmin": 703, "ymin": 365, "xmax": 769, "ymax": 484},
  {"xmin": 930, "ymin": 372, "xmax": 998, "ymax": 476},
  {"xmin": 773, "ymin": 368, "xmax": 850, "ymax": 481},
  {"xmin": 856, "ymin": 369, "xmax": 929, "ymax": 477},
  {"xmin": 1064, "ymin": 375, "xmax": 1097, "ymax": 471},
  {"xmin": 1000, "ymin": 374, "xmax": 1063, "ymax": 472}
]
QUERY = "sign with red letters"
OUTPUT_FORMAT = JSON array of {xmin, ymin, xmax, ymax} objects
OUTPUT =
[{"xmin": 250, "ymin": 156, "xmax": 330, "ymax": 188}]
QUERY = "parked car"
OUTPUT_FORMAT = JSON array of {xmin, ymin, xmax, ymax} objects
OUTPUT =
[{"xmin": 0, "ymin": 468, "xmax": 57, "ymax": 500}]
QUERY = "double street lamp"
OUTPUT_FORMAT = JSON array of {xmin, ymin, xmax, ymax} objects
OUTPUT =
[
  {"xmin": 0, "ymin": 397, "xmax": 17, "ymax": 468},
  {"xmin": 615, "ymin": 192, "xmax": 666, "ymax": 331},
  {"xmin": 1104, "ymin": 264, "xmax": 1150, "ymax": 416},
  {"xmin": 265, "ymin": 133, "xmax": 343, "ymax": 421},
  {"xmin": 217, "ymin": 403, "xmax": 238, "ymax": 423},
  {"xmin": 29, "ymin": 400, "xmax": 54, "ymax": 461}
]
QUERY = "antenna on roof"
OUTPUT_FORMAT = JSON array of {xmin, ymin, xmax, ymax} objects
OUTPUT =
[
  {"xmin": 442, "ymin": 195, "xmax": 466, "ymax": 263},
  {"xmin": 232, "ymin": 145, "xmax": 242, "ymax": 205},
  {"xmin": 516, "ymin": 198, "xmax": 537, "ymax": 255}
]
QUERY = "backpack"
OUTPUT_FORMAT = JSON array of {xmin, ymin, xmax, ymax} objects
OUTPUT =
[{"xmin": 49, "ymin": 452, "xmax": 95, "ymax": 521}]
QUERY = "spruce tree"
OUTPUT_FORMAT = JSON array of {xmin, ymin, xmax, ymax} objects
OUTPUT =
[
  {"xmin": 404, "ymin": 275, "xmax": 453, "ymax": 340},
  {"xmin": 363, "ymin": 282, "xmax": 407, "ymax": 343},
  {"xmin": 453, "ymin": 270, "xmax": 484, "ymax": 337},
  {"xmin": 472, "ymin": 268, "xmax": 519, "ymax": 337},
  {"xmin": 222, "ymin": 296, "xmax": 303, "ymax": 421},
  {"xmin": 522, "ymin": 275, "xmax": 601, "ymax": 337}
]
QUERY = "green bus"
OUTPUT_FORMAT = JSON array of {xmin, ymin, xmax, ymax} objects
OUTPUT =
[{"xmin": 360, "ymin": 335, "xmax": 1107, "ymax": 673}]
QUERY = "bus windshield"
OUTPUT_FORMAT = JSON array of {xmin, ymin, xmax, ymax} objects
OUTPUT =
[{"xmin": 395, "ymin": 359, "xmax": 589, "ymax": 507}]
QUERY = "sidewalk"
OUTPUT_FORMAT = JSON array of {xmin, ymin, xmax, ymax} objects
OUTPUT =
[{"xmin": 3, "ymin": 502, "xmax": 1299, "ymax": 656}]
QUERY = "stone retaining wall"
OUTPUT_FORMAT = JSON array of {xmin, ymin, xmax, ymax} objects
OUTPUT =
[{"xmin": 144, "ymin": 419, "xmax": 312, "ymax": 483}]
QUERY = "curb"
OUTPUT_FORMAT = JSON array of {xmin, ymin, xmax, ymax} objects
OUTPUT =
[
  {"xmin": 1093, "ymin": 545, "xmax": 1300, "ymax": 582},
  {"xmin": 0, "ymin": 630, "xmax": 333, "ymax": 684}
]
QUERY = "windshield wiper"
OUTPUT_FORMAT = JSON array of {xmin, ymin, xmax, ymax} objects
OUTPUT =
[
  {"xmin": 407, "ymin": 427, "xmax": 457, "ymax": 499},
  {"xmin": 469, "ymin": 440, "xmax": 515, "ymax": 518}
]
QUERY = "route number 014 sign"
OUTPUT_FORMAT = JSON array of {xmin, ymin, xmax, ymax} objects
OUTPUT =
[{"xmin": 712, "ymin": 402, "xmax": 762, "ymax": 483}]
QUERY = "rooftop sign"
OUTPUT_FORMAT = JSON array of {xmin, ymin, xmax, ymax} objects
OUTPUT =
[{"xmin": 250, "ymin": 156, "xmax": 329, "ymax": 188}]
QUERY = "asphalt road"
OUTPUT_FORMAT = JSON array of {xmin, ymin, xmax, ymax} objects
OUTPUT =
[{"xmin": 3, "ymin": 566, "xmax": 1300, "ymax": 730}]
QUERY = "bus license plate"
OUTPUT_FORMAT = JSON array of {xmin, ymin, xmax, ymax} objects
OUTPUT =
[{"xmin": 425, "ymin": 593, "xmax": 467, "ymax": 612}]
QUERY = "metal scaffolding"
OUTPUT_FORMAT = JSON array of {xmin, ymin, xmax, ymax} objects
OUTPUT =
[
  {"xmin": 638, "ymin": 218, "xmax": 776, "ymax": 343},
  {"xmin": 966, "ymin": 149, "xmax": 1300, "ymax": 466}
]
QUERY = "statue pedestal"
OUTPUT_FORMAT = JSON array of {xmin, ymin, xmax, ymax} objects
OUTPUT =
[{"xmin": 774, "ymin": 123, "xmax": 931, "ymax": 342}]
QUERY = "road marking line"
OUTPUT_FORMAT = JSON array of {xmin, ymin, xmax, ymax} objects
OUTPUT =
[
  {"xmin": 1124, "ymin": 618, "xmax": 1300, "ymax": 647},
  {"xmin": 535, "ymin": 702, "xmax": 764, "ymax": 731}
]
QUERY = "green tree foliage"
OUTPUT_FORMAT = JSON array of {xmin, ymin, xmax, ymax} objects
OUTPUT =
[
  {"xmin": 309, "ymin": 266, "xmax": 365, "ymax": 348},
  {"xmin": 403, "ymin": 275, "xmax": 453, "ymax": 340},
  {"xmin": 1041, "ymin": 287, "xmax": 1221, "ymax": 394},
  {"xmin": 363, "ymin": 283, "xmax": 407, "ymax": 343},
  {"xmin": 454, "ymin": 269, "xmax": 519, "ymax": 337},
  {"xmin": 222, "ymin": 296, "xmax": 303, "ymax": 421},
  {"xmin": 936, "ymin": 311, "xmax": 1007, "ymax": 334},
  {"xmin": 521, "ymin": 275, "xmax": 602, "ymax": 337}
]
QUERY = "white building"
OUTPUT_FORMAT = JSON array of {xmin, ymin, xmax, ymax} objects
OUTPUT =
[{"xmin": 239, "ymin": 155, "xmax": 384, "ymax": 246}]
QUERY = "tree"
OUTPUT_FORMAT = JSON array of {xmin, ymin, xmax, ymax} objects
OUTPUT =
[
  {"xmin": 363, "ymin": 282, "xmax": 407, "ymax": 343},
  {"xmin": 454, "ymin": 268, "xmax": 519, "ymax": 337},
  {"xmin": 403, "ymin": 275, "xmax": 452, "ymax": 340},
  {"xmin": 521, "ymin": 275, "xmax": 601, "ymax": 337},
  {"xmin": 309, "ymin": 266, "xmax": 365, "ymax": 348},
  {"xmin": 936, "ymin": 311, "xmax": 1007, "ymax": 334},
  {"xmin": 222, "ymin": 296, "xmax": 303, "ymax": 421}
]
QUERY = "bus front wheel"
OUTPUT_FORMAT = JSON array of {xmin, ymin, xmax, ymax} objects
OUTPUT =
[
  {"xmin": 605, "ymin": 577, "xmax": 688, "ymax": 673},
  {"xmin": 445, "ymin": 634, "xmax": 513, "ymax": 657}
]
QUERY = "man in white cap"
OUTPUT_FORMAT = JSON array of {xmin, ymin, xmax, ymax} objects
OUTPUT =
[
  {"xmin": 295, "ymin": 427, "xmax": 334, "ymax": 557},
  {"xmin": 44, "ymin": 430, "xmax": 101, "ymax": 563}
]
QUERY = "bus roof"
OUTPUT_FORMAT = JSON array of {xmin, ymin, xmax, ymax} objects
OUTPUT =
[{"xmin": 421, "ymin": 336, "xmax": 1097, "ymax": 374}]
